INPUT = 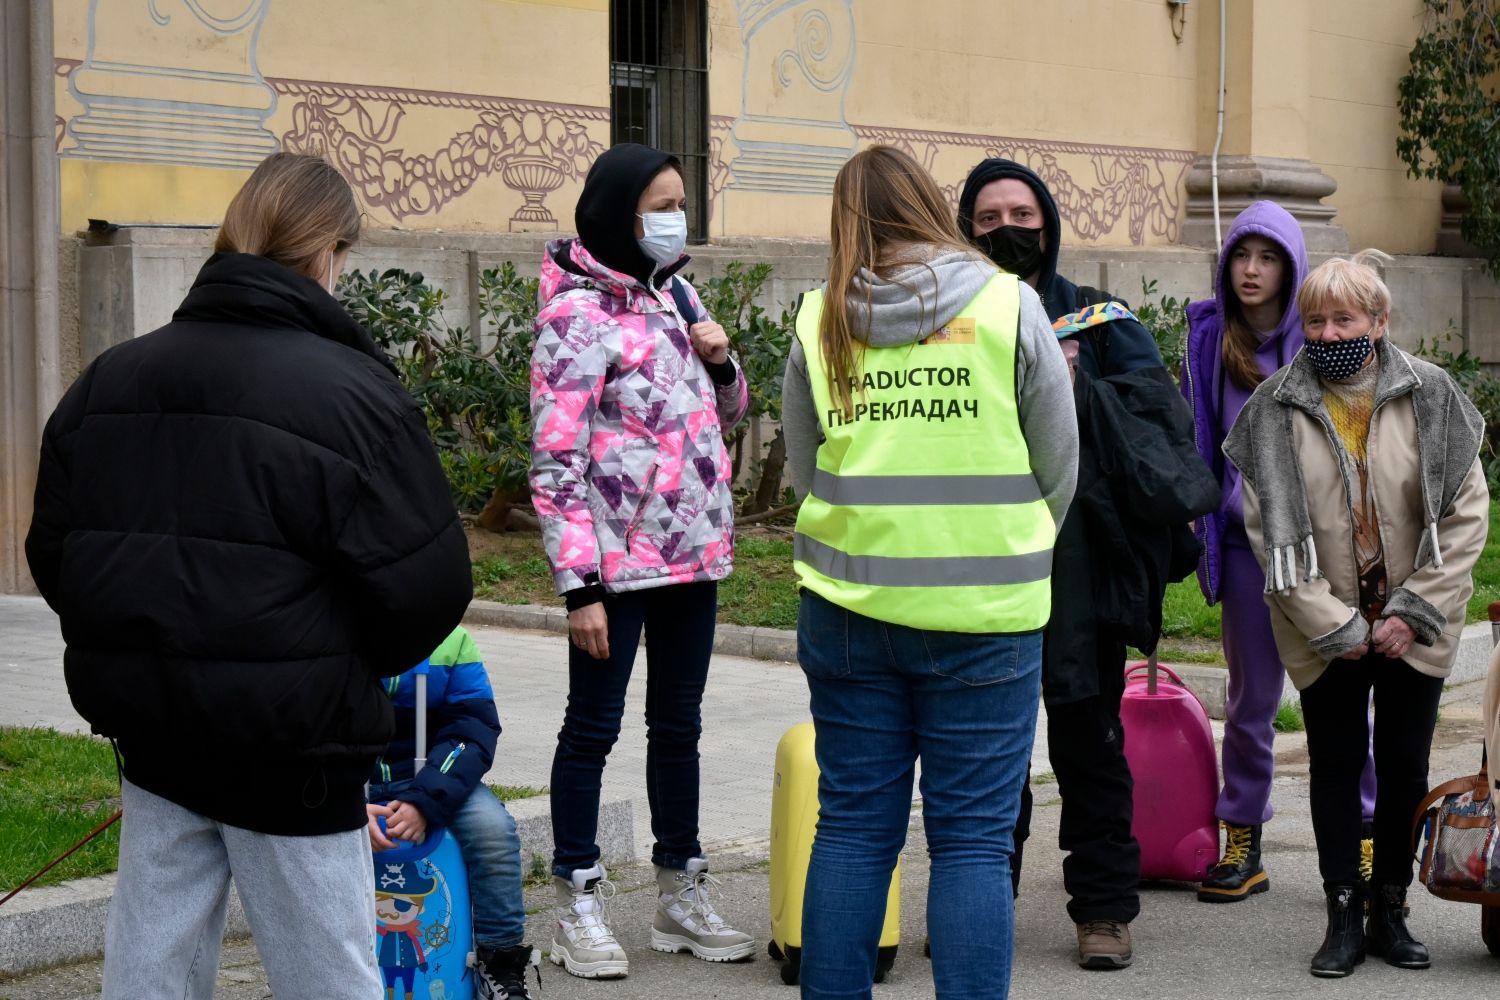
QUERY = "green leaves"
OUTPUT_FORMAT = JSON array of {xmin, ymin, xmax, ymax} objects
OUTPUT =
[
  {"xmin": 1397, "ymin": 0, "xmax": 1500, "ymax": 277},
  {"xmin": 1132, "ymin": 278, "xmax": 1190, "ymax": 381},
  {"xmin": 338, "ymin": 265, "xmax": 539, "ymax": 514}
]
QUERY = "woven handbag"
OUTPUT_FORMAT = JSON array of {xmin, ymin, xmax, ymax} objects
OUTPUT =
[{"xmin": 1413, "ymin": 758, "xmax": 1499, "ymax": 906}]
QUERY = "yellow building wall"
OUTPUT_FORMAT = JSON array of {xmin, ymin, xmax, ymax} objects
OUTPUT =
[
  {"xmin": 710, "ymin": 0, "xmax": 1199, "ymax": 246},
  {"xmin": 1307, "ymin": 0, "xmax": 1443, "ymax": 254},
  {"xmin": 51, "ymin": 0, "xmax": 1450, "ymax": 254},
  {"xmin": 55, "ymin": 0, "xmax": 609, "ymax": 234}
]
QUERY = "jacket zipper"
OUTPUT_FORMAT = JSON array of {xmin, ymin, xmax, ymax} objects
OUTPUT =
[
  {"xmin": 624, "ymin": 465, "xmax": 660, "ymax": 547},
  {"xmin": 438, "ymin": 742, "xmax": 465, "ymax": 774}
]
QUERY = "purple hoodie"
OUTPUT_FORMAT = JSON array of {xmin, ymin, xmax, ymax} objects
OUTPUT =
[{"xmin": 1181, "ymin": 201, "xmax": 1309, "ymax": 603}]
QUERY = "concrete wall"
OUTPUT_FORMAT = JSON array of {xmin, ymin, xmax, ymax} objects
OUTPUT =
[{"xmin": 72, "ymin": 228, "xmax": 1494, "ymax": 370}]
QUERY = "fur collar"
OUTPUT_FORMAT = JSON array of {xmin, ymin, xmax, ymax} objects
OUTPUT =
[{"xmin": 1223, "ymin": 338, "xmax": 1483, "ymax": 594}]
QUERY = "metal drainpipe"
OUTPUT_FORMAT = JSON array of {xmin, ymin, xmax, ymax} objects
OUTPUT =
[{"xmin": 1211, "ymin": 0, "xmax": 1227, "ymax": 250}]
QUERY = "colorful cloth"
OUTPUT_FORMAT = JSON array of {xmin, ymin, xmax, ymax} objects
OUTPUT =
[
  {"xmin": 530, "ymin": 238, "xmax": 749, "ymax": 596},
  {"xmin": 1322, "ymin": 361, "xmax": 1387, "ymax": 620},
  {"xmin": 1051, "ymin": 300, "xmax": 1138, "ymax": 338}
]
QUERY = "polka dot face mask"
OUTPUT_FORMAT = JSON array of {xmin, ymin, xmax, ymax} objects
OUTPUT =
[{"xmin": 1304, "ymin": 335, "xmax": 1373, "ymax": 381}]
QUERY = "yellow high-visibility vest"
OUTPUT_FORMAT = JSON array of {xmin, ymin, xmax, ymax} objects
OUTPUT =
[{"xmin": 792, "ymin": 273, "xmax": 1053, "ymax": 633}]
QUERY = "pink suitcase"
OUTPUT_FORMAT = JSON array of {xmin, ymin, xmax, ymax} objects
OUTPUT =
[{"xmin": 1120, "ymin": 656, "xmax": 1220, "ymax": 882}]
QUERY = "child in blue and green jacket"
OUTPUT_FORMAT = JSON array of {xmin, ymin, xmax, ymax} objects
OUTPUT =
[{"xmin": 366, "ymin": 625, "xmax": 535, "ymax": 1000}]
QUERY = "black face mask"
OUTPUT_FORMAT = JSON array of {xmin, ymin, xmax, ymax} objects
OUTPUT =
[{"xmin": 974, "ymin": 224, "xmax": 1045, "ymax": 280}]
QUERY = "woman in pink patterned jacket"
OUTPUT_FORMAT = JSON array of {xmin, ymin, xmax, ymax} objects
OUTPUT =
[{"xmin": 529, "ymin": 143, "xmax": 753, "ymax": 980}]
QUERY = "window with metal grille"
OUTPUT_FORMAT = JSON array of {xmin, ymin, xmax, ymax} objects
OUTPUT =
[{"xmin": 610, "ymin": 0, "xmax": 709, "ymax": 242}]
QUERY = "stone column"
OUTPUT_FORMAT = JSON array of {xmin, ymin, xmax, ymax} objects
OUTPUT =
[
  {"xmin": 1435, "ymin": 183, "xmax": 1477, "ymax": 257},
  {"xmin": 1181, "ymin": 0, "xmax": 1348, "ymax": 251},
  {"xmin": 1, "ymin": 0, "xmax": 61, "ymax": 593}
]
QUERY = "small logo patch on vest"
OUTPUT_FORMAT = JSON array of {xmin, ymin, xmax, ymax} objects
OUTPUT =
[{"xmin": 922, "ymin": 317, "xmax": 976, "ymax": 345}]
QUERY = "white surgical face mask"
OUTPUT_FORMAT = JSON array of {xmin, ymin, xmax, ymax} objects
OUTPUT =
[
  {"xmin": 637, "ymin": 210, "xmax": 687, "ymax": 266},
  {"xmin": 324, "ymin": 251, "xmax": 339, "ymax": 295}
]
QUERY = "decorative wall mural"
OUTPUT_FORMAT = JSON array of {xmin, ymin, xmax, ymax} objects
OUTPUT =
[
  {"xmin": 55, "ymin": 65, "xmax": 1184, "ymax": 244},
  {"xmin": 853, "ymin": 125, "xmax": 1192, "ymax": 245},
  {"xmin": 273, "ymin": 79, "xmax": 605, "ymax": 228},
  {"xmin": 729, "ymin": 0, "xmax": 858, "ymax": 195},
  {"xmin": 65, "ymin": 0, "xmax": 278, "ymax": 169}
]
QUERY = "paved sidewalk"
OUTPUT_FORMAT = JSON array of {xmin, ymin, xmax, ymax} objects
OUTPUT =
[
  {"xmin": 3, "ymin": 680, "xmax": 1496, "ymax": 998},
  {"xmin": 0, "ymin": 595, "xmax": 1058, "ymax": 862}
]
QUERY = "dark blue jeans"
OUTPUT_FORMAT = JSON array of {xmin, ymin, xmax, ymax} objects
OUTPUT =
[
  {"xmin": 550, "ymin": 580, "xmax": 717, "ymax": 877},
  {"xmin": 797, "ymin": 591, "xmax": 1042, "ymax": 1000}
]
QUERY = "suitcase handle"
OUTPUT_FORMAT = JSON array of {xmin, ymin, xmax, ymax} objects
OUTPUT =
[{"xmin": 1125, "ymin": 657, "xmax": 1187, "ymax": 691}]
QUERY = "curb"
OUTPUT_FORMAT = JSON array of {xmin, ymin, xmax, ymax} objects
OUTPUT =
[
  {"xmin": 463, "ymin": 600, "xmax": 798, "ymax": 662},
  {"xmin": 0, "ymin": 796, "xmax": 634, "ymax": 980},
  {"xmin": 463, "ymin": 601, "xmax": 1497, "ymax": 720}
]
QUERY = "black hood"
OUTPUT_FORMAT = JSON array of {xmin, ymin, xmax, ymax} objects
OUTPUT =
[
  {"xmin": 957, "ymin": 158, "xmax": 1064, "ymax": 309},
  {"xmin": 575, "ymin": 142, "xmax": 680, "ymax": 288},
  {"xmin": 175, "ymin": 252, "xmax": 397, "ymax": 376}
]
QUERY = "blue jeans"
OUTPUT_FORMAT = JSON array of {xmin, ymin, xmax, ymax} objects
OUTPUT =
[
  {"xmin": 797, "ymin": 591, "xmax": 1042, "ymax": 1000},
  {"xmin": 550, "ymin": 580, "xmax": 717, "ymax": 876},
  {"xmin": 368, "ymin": 778, "xmax": 526, "ymax": 949}
]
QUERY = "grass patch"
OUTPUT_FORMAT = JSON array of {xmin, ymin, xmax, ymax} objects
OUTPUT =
[
  {"xmin": 1467, "ymin": 502, "xmax": 1500, "ymax": 624},
  {"xmin": 715, "ymin": 535, "xmax": 799, "ymax": 628},
  {"xmin": 1273, "ymin": 702, "xmax": 1305, "ymax": 733},
  {"xmin": 0, "ymin": 727, "xmax": 122, "ymax": 891},
  {"xmin": 485, "ymin": 782, "xmax": 547, "ymax": 802}
]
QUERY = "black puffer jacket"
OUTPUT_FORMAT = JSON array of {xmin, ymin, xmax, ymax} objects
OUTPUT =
[{"xmin": 25, "ymin": 252, "xmax": 473, "ymax": 835}]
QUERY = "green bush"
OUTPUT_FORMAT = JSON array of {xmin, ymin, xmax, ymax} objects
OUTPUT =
[
  {"xmin": 339, "ymin": 261, "xmax": 799, "ymax": 524},
  {"xmin": 1131, "ymin": 278, "xmax": 1190, "ymax": 381},
  {"xmin": 338, "ymin": 264, "xmax": 535, "ymax": 518},
  {"xmin": 689, "ymin": 261, "xmax": 798, "ymax": 515}
]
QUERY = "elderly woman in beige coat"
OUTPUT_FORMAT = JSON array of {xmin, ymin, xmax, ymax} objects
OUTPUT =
[{"xmin": 1225, "ymin": 251, "xmax": 1490, "ymax": 980}]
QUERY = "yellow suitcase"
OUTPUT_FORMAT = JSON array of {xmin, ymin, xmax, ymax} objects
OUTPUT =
[{"xmin": 768, "ymin": 722, "xmax": 900, "ymax": 986}]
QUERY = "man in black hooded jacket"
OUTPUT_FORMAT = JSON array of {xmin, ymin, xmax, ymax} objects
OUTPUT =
[{"xmin": 956, "ymin": 158, "xmax": 1217, "ymax": 971}]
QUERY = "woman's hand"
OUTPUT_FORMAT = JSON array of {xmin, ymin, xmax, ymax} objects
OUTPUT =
[
  {"xmin": 1337, "ymin": 644, "xmax": 1369, "ymax": 661},
  {"xmin": 1372, "ymin": 616, "xmax": 1416, "ymax": 659},
  {"xmin": 689, "ymin": 321, "xmax": 730, "ymax": 365},
  {"xmin": 569, "ymin": 602, "xmax": 610, "ymax": 661},
  {"xmin": 366, "ymin": 803, "xmax": 396, "ymax": 852}
]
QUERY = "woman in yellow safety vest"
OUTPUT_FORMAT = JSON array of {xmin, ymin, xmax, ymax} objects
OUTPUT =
[{"xmin": 780, "ymin": 144, "xmax": 1078, "ymax": 1000}]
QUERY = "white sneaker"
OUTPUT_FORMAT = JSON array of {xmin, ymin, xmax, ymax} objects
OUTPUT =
[
  {"xmin": 549, "ymin": 864, "xmax": 629, "ymax": 979},
  {"xmin": 650, "ymin": 858, "xmax": 756, "ymax": 962}
]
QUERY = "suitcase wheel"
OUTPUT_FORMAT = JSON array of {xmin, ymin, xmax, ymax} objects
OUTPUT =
[
  {"xmin": 767, "ymin": 940, "xmax": 783, "ymax": 961},
  {"xmin": 874, "ymin": 944, "xmax": 897, "ymax": 983},
  {"xmin": 1483, "ymin": 905, "xmax": 1500, "ymax": 958},
  {"xmin": 780, "ymin": 952, "xmax": 801, "ymax": 986}
]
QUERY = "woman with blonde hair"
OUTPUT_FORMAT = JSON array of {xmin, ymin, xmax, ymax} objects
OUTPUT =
[
  {"xmin": 1224, "ymin": 250, "xmax": 1489, "ymax": 977},
  {"xmin": 781, "ymin": 144, "xmax": 1077, "ymax": 999},
  {"xmin": 26, "ymin": 152, "xmax": 472, "ymax": 999}
]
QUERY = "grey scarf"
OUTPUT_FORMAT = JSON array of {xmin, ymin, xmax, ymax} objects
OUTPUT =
[{"xmin": 1222, "ymin": 338, "xmax": 1483, "ymax": 594}]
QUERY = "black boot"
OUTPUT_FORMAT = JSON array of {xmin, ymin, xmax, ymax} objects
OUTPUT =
[
  {"xmin": 1198, "ymin": 823, "xmax": 1269, "ymax": 902},
  {"xmin": 1310, "ymin": 885, "xmax": 1365, "ymax": 978},
  {"xmin": 476, "ymin": 943, "xmax": 540, "ymax": 1000},
  {"xmin": 1365, "ymin": 884, "xmax": 1431, "ymax": 969}
]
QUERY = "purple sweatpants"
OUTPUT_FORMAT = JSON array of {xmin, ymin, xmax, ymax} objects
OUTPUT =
[{"xmin": 1219, "ymin": 537, "xmax": 1376, "ymax": 826}]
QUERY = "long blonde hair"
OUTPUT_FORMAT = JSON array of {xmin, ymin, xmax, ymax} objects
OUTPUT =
[
  {"xmin": 215, "ymin": 152, "xmax": 361, "ymax": 278},
  {"xmin": 822, "ymin": 145, "xmax": 979, "ymax": 415}
]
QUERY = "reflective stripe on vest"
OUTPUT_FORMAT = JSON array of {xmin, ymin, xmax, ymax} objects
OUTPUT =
[{"xmin": 792, "ymin": 273, "xmax": 1053, "ymax": 633}]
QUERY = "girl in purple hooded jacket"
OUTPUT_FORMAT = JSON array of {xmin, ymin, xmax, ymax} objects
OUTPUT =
[{"xmin": 1182, "ymin": 201, "xmax": 1375, "ymax": 903}]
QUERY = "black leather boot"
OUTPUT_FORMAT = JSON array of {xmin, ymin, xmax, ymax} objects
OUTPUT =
[
  {"xmin": 1198, "ymin": 823, "xmax": 1269, "ymax": 902},
  {"xmin": 1310, "ymin": 885, "xmax": 1365, "ymax": 978},
  {"xmin": 1365, "ymin": 884, "xmax": 1431, "ymax": 969}
]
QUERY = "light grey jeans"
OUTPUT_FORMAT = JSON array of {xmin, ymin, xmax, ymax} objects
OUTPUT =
[{"xmin": 104, "ymin": 779, "xmax": 381, "ymax": 999}]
